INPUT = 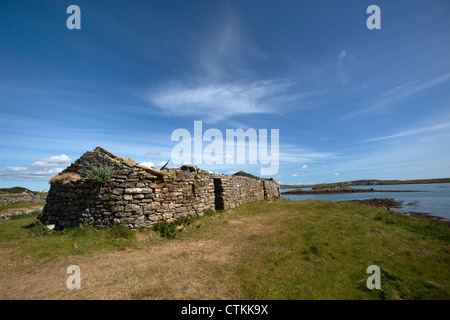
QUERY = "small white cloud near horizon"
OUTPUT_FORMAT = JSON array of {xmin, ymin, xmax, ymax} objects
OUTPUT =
[
  {"xmin": 292, "ymin": 173, "xmax": 298, "ymax": 177},
  {"xmin": 301, "ymin": 164, "xmax": 308, "ymax": 169},
  {"xmin": 140, "ymin": 161, "xmax": 156, "ymax": 168},
  {"xmin": 334, "ymin": 172, "xmax": 339, "ymax": 176},
  {"xmin": 157, "ymin": 161, "xmax": 168, "ymax": 168},
  {"xmin": 0, "ymin": 154, "xmax": 73, "ymax": 181},
  {"xmin": 362, "ymin": 121, "xmax": 450, "ymax": 143}
]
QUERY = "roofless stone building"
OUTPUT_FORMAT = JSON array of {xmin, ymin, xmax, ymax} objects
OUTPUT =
[{"xmin": 41, "ymin": 147, "xmax": 280, "ymax": 230}]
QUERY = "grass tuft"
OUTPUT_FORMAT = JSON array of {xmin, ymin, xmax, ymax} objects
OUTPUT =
[
  {"xmin": 86, "ymin": 163, "xmax": 114, "ymax": 185},
  {"xmin": 49, "ymin": 173, "xmax": 81, "ymax": 185},
  {"xmin": 152, "ymin": 216, "xmax": 193, "ymax": 239}
]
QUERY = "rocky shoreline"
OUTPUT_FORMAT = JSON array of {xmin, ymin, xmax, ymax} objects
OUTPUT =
[
  {"xmin": 346, "ymin": 198, "xmax": 450, "ymax": 227},
  {"xmin": 347, "ymin": 198, "xmax": 403, "ymax": 208},
  {"xmin": 281, "ymin": 185, "xmax": 449, "ymax": 227}
]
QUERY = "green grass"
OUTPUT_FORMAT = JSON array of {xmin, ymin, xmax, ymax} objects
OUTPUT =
[
  {"xmin": 0, "ymin": 212, "xmax": 136, "ymax": 260},
  {"xmin": 0, "ymin": 187, "xmax": 34, "ymax": 194},
  {"xmin": 86, "ymin": 164, "xmax": 115, "ymax": 185},
  {"xmin": 0, "ymin": 199, "xmax": 448, "ymax": 299},
  {"xmin": 152, "ymin": 216, "xmax": 194, "ymax": 239},
  {"xmin": 234, "ymin": 200, "xmax": 449, "ymax": 299},
  {"xmin": 151, "ymin": 208, "xmax": 217, "ymax": 239},
  {"xmin": 0, "ymin": 208, "xmax": 219, "ymax": 261}
]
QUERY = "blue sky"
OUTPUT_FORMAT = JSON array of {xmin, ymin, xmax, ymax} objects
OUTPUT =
[{"xmin": 1, "ymin": 0, "xmax": 450, "ymax": 190}]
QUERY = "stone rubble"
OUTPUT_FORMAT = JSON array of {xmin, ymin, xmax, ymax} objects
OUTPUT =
[{"xmin": 0, "ymin": 207, "xmax": 44, "ymax": 221}]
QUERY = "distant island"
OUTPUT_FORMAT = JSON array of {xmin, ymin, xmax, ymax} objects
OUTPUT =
[
  {"xmin": 281, "ymin": 185, "xmax": 421, "ymax": 195},
  {"xmin": 280, "ymin": 177, "xmax": 450, "ymax": 189}
]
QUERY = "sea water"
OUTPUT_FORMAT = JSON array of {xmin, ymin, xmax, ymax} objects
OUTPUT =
[{"xmin": 281, "ymin": 183, "xmax": 450, "ymax": 221}]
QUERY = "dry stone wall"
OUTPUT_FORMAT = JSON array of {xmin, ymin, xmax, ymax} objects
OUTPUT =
[
  {"xmin": 215, "ymin": 175, "xmax": 264, "ymax": 210},
  {"xmin": 0, "ymin": 193, "xmax": 43, "ymax": 204},
  {"xmin": 0, "ymin": 193, "xmax": 45, "ymax": 221},
  {"xmin": 41, "ymin": 147, "xmax": 280, "ymax": 230},
  {"xmin": 263, "ymin": 179, "xmax": 281, "ymax": 199}
]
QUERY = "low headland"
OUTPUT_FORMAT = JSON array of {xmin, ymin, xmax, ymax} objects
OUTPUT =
[
  {"xmin": 281, "ymin": 184, "xmax": 421, "ymax": 195},
  {"xmin": 280, "ymin": 177, "xmax": 450, "ymax": 189}
]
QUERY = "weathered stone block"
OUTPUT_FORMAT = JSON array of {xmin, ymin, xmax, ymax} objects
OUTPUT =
[{"xmin": 123, "ymin": 194, "xmax": 133, "ymax": 201}]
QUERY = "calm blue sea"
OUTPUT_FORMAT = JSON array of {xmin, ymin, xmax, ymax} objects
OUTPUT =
[{"xmin": 281, "ymin": 183, "xmax": 450, "ymax": 221}]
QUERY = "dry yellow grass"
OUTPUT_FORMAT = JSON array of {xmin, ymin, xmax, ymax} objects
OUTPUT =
[
  {"xmin": 0, "ymin": 205, "xmax": 280, "ymax": 300},
  {"xmin": 49, "ymin": 173, "xmax": 81, "ymax": 185}
]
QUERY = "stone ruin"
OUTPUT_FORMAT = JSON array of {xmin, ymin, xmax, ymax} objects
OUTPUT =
[{"xmin": 41, "ymin": 147, "xmax": 280, "ymax": 230}]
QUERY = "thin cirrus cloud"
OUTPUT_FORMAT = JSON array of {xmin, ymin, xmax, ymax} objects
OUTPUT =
[
  {"xmin": 341, "ymin": 131, "xmax": 450, "ymax": 175},
  {"xmin": 279, "ymin": 145, "xmax": 335, "ymax": 164},
  {"xmin": 146, "ymin": 9, "xmax": 306, "ymax": 123},
  {"xmin": 0, "ymin": 154, "xmax": 72, "ymax": 181},
  {"xmin": 343, "ymin": 72, "xmax": 450, "ymax": 119},
  {"xmin": 362, "ymin": 121, "xmax": 450, "ymax": 143},
  {"xmin": 147, "ymin": 79, "xmax": 300, "ymax": 123}
]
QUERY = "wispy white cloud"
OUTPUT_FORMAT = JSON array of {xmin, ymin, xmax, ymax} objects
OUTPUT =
[
  {"xmin": 387, "ymin": 80, "xmax": 420, "ymax": 94},
  {"xmin": 362, "ymin": 121, "xmax": 450, "ymax": 142},
  {"xmin": 148, "ymin": 79, "xmax": 302, "ymax": 122},
  {"xmin": 192, "ymin": 7, "xmax": 266, "ymax": 81},
  {"xmin": 146, "ymin": 9, "xmax": 311, "ymax": 123},
  {"xmin": 279, "ymin": 145, "xmax": 335, "ymax": 164},
  {"xmin": 337, "ymin": 130, "xmax": 450, "ymax": 176},
  {"xmin": 344, "ymin": 72, "xmax": 450, "ymax": 119},
  {"xmin": 337, "ymin": 50, "xmax": 350, "ymax": 84}
]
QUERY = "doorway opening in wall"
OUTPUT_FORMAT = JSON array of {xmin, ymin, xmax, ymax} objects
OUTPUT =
[{"xmin": 213, "ymin": 178, "xmax": 225, "ymax": 210}]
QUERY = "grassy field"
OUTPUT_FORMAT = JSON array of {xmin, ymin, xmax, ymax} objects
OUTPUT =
[{"xmin": 0, "ymin": 198, "xmax": 449, "ymax": 300}]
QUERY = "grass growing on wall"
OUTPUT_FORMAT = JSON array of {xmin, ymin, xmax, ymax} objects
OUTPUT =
[{"xmin": 86, "ymin": 163, "xmax": 115, "ymax": 185}]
